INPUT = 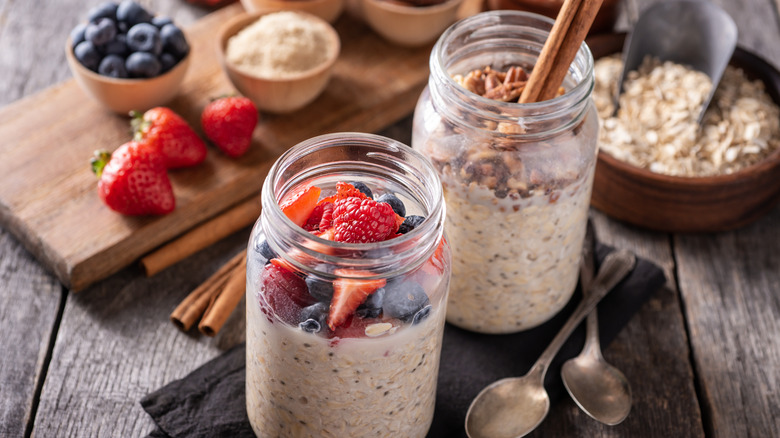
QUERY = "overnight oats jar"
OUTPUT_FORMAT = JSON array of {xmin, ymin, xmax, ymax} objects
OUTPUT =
[
  {"xmin": 246, "ymin": 133, "xmax": 450, "ymax": 437},
  {"xmin": 412, "ymin": 11, "xmax": 598, "ymax": 334}
]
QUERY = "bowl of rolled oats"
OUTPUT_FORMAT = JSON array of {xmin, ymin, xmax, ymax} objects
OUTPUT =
[{"xmin": 587, "ymin": 33, "xmax": 780, "ymax": 232}]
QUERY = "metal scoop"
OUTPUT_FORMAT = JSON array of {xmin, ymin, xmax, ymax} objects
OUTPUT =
[{"xmin": 615, "ymin": 0, "xmax": 738, "ymax": 123}]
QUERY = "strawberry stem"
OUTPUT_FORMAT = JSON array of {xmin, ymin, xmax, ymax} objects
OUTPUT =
[
  {"xmin": 90, "ymin": 150, "xmax": 112, "ymax": 178},
  {"xmin": 129, "ymin": 110, "xmax": 149, "ymax": 141}
]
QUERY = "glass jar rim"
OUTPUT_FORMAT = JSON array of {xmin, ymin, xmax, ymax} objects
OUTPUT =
[
  {"xmin": 260, "ymin": 132, "xmax": 446, "ymax": 278},
  {"xmin": 429, "ymin": 10, "xmax": 595, "ymax": 135}
]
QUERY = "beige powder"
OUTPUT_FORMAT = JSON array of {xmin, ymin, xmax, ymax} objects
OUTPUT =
[{"xmin": 226, "ymin": 11, "xmax": 334, "ymax": 78}]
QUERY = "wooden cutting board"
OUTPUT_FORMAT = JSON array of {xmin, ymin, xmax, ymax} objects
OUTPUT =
[{"xmin": 0, "ymin": 3, "xmax": 437, "ymax": 291}]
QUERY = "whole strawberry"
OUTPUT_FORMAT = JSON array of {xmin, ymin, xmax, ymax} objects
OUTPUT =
[
  {"xmin": 91, "ymin": 141, "xmax": 175, "ymax": 216},
  {"xmin": 201, "ymin": 96, "xmax": 258, "ymax": 158},
  {"xmin": 131, "ymin": 107, "xmax": 207, "ymax": 169}
]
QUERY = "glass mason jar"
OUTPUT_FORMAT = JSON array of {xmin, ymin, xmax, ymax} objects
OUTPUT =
[
  {"xmin": 246, "ymin": 133, "xmax": 451, "ymax": 437},
  {"xmin": 412, "ymin": 11, "xmax": 598, "ymax": 334}
]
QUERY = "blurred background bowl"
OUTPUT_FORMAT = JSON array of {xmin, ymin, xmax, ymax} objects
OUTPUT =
[
  {"xmin": 218, "ymin": 11, "xmax": 340, "ymax": 113},
  {"xmin": 240, "ymin": 0, "xmax": 345, "ymax": 23},
  {"xmin": 485, "ymin": 0, "xmax": 621, "ymax": 34},
  {"xmin": 587, "ymin": 32, "xmax": 780, "ymax": 232},
  {"xmin": 65, "ymin": 38, "xmax": 190, "ymax": 114},
  {"xmin": 360, "ymin": 0, "xmax": 464, "ymax": 47}
]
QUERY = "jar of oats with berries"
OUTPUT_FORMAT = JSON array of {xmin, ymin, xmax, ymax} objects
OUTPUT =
[{"xmin": 412, "ymin": 11, "xmax": 598, "ymax": 334}]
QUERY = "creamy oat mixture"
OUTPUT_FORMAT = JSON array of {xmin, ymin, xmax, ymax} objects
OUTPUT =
[
  {"xmin": 595, "ymin": 55, "xmax": 780, "ymax": 176},
  {"xmin": 226, "ymin": 11, "xmax": 334, "ymax": 78},
  {"xmin": 246, "ymin": 277, "xmax": 447, "ymax": 437},
  {"xmin": 438, "ymin": 166, "xmax": 593, "ymax": 333}
]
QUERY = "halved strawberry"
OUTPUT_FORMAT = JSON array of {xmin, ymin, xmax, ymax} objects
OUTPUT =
[
  {"xmin": 280, "ymin": 185, "xmax": 321, "ymax": 227},
  {"xmin": 327, "ymin": 269, "xmax": 386, "ymax": 329},
  {"xmin": 336, "ymin": 181, "xmax": 369, "ymax": 200},
  {"xmin": 303, "ymin": 203, "xmax": 326, "ymax": 231}
]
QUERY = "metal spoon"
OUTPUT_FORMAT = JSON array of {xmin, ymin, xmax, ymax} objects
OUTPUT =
[
  {"xmin": 615, "ymin": 0, "xmax": 738, "ymax": 123},
  {"xmin": 465, "ymin": 249, "xmax": 637, "ymax": 438},
  {"xmin": 561, "ymin": 221, "xmax": 632, "ymax": 425}
]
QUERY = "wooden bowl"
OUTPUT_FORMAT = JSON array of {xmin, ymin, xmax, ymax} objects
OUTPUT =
[
  {"xmin": 360, "ymin": 0, "xmax": 464, "ymax": 47},
  {"xmin": 65, "ymin": 39, "xmax": 190, "ymax": 114},
  {"xmin": 239, "ymin": 0, "xmax": 345, "ymax": 23},
  {"xmin": 218, "ymin": 11, "xmax": 340, "ymax": 114},
  {"xmin": 587, "ymin": 33, "xmax": 780, "ymax": 232}
]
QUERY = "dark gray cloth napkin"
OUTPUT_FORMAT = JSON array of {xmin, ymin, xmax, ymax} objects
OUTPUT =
[{"xmin": 141, "ymin": 244, "xmax": 666, "ymax": 438}]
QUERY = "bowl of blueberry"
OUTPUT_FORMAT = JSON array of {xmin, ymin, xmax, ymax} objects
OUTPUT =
[{"xmin": 65, "ymin": 1, "xmax": 191, "ymax": 114}]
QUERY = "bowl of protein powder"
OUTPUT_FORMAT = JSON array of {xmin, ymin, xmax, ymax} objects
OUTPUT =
[{"xmin": 218, "ymin": 10, "xmax": 340, "ymax": 113}]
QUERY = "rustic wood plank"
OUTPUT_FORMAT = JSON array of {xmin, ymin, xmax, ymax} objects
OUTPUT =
[
  {"xmin": 31, "ymin": 230, "xmax": 249, "ymax": 437},
  {"xmin": 0, "ymin": 229, "xmax": 62, "ymax": 437},
  {"xmin": 0, "ymin": 1, "xmax": 434, "ymax": 292}
]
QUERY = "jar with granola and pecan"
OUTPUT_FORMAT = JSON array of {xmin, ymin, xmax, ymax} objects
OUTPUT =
[{"xmin": 412, "ymin": 11, "xmax": 598, "ymax": 334}]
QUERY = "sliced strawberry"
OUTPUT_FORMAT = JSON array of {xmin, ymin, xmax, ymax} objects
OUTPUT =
[
  {"xmin": 336, "ymin": 181, "xmax": 370, "ymax": 200},
  {"xmin": 261, "ymin": 264, "xmax": 313, "ymax": 324},
  {"xmin": 327, "ymin": 269, "xmax": 386, "ymax": 329},
  {"xmin": 394, "ymin": 213, "xmax": 405, "ymax": 233},
  {"xmin": 316, "ymin": 194, "xmax": 337, "ymax": 207},
  {"xmin": 421, "ymin": 238, "xmax": 448, "ymax": 276},
  {"xmin": 304, "ymin": 203, "xmax": 326, "ymax": 231},
  {"xmin": 280, "ymin": 185, "xmax": 321, "ymax": 227}
]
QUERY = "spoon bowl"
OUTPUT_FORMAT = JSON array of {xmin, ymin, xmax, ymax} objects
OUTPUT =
[
  {"xmin": 616, "ymin": 0, "xmax": 738, "ymax": 122},
  {"xmin": 561, "ymin": 352, "xmax": 632, "ymax": 425}
]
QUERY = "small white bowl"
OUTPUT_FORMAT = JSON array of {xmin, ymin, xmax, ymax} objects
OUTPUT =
[
  {"xmin": 240, "ymin": 0, "xmax": 345, "ymax": 23},
  {"xmin": 218, "ymin": 11, "xmax": 340, "ymax": 114},
  {"xmin": 360, "ymin": 0, "xmax": 464, "ymax": 47},
  {"xmin": 65, "ymin": 38, "xmax": 190, "ymax": 114}
]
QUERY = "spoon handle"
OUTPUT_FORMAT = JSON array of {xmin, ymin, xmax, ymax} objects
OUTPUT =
[{"xmin": 530, "ymin": 249, "xmax": 636, "ymax": 378}]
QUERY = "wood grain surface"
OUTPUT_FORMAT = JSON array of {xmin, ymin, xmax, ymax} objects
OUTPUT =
[
  {"xmin": 1, "ymin": 0, "xmax": 780, "ymax": 437},
  {"xmin": 0, "ymin": 1, "xmax": 433, "ymax": 292}
]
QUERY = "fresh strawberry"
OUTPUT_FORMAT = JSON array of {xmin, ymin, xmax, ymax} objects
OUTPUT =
[
  {"xmin": 332, "ymin": 197, "xmax": 397, "ymax": 243},
  {"xmin": 201, "ymin": 96, "xmax": 258, "ymax": 158},
  {"xmin": 91, "ymin": 142, "xmax": 175, "ymax": 216},
  {"xmin": 327, "ymin": 269, "xmax": 386, "ymax": 329},
  {"xmin": 303, "ymin": 203, "xmax": 325, "ymax": 231},
  {"xmin": 280, "ymin": 185, "xmax": 321, "ymax": 227},
  {"xmin": 421, "ymin": 238, "xmax": 449, "ymax": 276},
  {"xmin": 131, "ymin": 107, "xmax": 207, "ymax": 169},
  {"xmin": 261, "ymin": 263, "xmax": 313, "ymax": 324}
]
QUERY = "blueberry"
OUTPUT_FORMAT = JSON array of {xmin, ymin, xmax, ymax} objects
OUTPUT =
[
  {"xmin": 298, "ymin": 302, "xmax": 329, "ymax": 333},
  {"xmin": 411, "ymin": 304, "xmax": 432, "ymax": 325},
  {"xmin": 127, "ymin": 23, "xmax": 162, "ymax": 55},
  {"xmin": 70, "ymin": 23, "xmax": 87, "ymax": 47},
  {"xmin": 306, "ymin": 270, "xmax": 334, "ymax": 302},
  {"xmin": 377, "ymin": 193, "xmax": 406, "ymax": 217},
  {"xmin": 350, "ymin": 181, "xmax": 373, "ymax": 199},
  {"xmin": 160, "ymin": 24, "xmax": 189, "ymax": 59},
  {"xmin": 98, "ymin": 54, "xmax": 128, "ymax": 78},
  {"xmin": 116, "ymin": 0, "xmax": 153, "ymax": 27},
  {"xmin": 382, "ymin": 280, "xmax": 430, "ymax": 322},
  {"xmin": 256, "ymin": 239, "xmax": 276, "ymax": 263},
  {"xmin": 103, "ymin": 33, "xmax": 128, "ymax": 56},
  {"xmin": 117, "ymin": 21, "xmax": 129, "ymax": 33},
  {"xmin": 125, "ymin": 51, "xmax": 160, "ymax": 78},
  {"xmin": 159, "ymin": 52, "xmax": 177, "ymax": 73},
  {"xmin": 356, "ymin": 287, "xmax": 385, "ymax": 318},
  {"xmin": 87, "ymin": 2, "xmax": 118, "ymax": 23},
  {"xmin": 152, "ymin": 15, "xmax": 173, "ymax": 28},
  {"xmin": 85, "ymin": 18, "xmax": 117, "ymax": 46},
  {"xmin": 73, "ymin": 41, "xmax": 101, "ymax": 71},
  {"xmin": 398, "ymin": 215, "xmax": 425, "ymax": 234}
]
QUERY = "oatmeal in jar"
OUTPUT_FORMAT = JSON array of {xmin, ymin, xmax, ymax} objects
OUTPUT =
[
  {"xmin": 246, "ymin": 133, "xmax": 450, "ymax": 437},
  {"xmin": 412, "ymin": 11, "xmax": 598, "ymax": 333}
]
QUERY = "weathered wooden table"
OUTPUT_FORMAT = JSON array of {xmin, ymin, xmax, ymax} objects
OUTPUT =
[{"xmin": 1, "ymin": 0, "xmax": 778, "ymax": 436}]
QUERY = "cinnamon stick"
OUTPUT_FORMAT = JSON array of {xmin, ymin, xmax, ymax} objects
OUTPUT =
[
  {"xmin": 170, "ymin": 251, "xmax": 245, "ymax": 331},
  {"xmin": 519, "ymin": 0, "xmax": 604, "ymax": 103},
  {"xmin": 141, "ymin": 195, "xmax": 261, "ymax": 276},
  {"xmin": 199, "ymin": 254, "xmax": 247, "ymax": 337}
]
